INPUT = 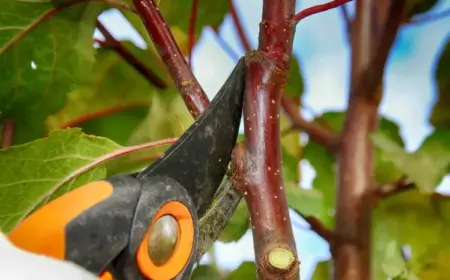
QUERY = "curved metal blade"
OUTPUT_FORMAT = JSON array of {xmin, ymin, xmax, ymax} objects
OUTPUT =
[{"xmin": 137, "ymin": 57, "xmax": 246, "ymax": 217}]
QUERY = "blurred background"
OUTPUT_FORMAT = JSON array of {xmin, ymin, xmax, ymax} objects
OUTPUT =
[{"xmin": 95, "ymin": 0, "xmax": 450, "ymax": 278}]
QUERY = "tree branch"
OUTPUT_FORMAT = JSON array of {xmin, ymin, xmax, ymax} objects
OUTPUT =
[
  {"xmin": 333, "ymin": 0, "xmax": 406, "ymax": 279},
  {"xmin": 96, "ymin": 20, "xmax": 168, "ymax": 89},
  {"xmin": 375, "ymin": 177, "xmax": 414, "ymax": 198},
  {"xmin": 230, "ymin": 1, "xmax": 252, "ymax": 52},
  {"xmin": 58, "ymin": 102, "xmax": 149, "ymax": 129},
  {"xmin": 131, "ymin": 0, "xmax": 210, "ymax": 118},
  {"xmin": 281, "ymin": 95, "xmax": 337, "ymax": 152},
  {"xmin": 229, "ymin": 2, "xmax": 337, "ymax": 158},
  {"xmin": 1, "ymin": 120, "xmax": 15, "ymax": 148},
  {"xmin": 294, "ymin": 0, "xmax": 353, "ymax": 22},
  {"xmin": 188, "ymin": 0, "xmax": 199, "ymax": 66},
  {"xmin": 230, "ymin": 0, "xmax": 300, "ymax": 278},
  {"xmin": 211, "ymin": 29, "xmax": 240, "ymax": 60},
  {"xmin": 339, "ymin": 3, "xmax": 352, "ymax": 42},
  {"xmin": 292, "ymin": 210, "xmax": 334, "ymax": 243}
]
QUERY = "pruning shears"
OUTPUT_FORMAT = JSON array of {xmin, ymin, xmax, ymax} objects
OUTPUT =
[{"xmin": 7, "ymin": 58, "xmax": 246, "ymax": 280}]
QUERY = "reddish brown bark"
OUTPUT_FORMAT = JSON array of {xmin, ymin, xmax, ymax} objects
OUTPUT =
[
  {"xmin": 132, "ymin": 0, "xmax": 210, "ymax": 118},
  {"xmin": 95, "ymin": 20, "xmax": 168, "ymax": 89},
  {"xmin": 333, "ymin": 0, "xmax": 406, "ymax": 279},
  {"xmin": 230, "ymin": 0, "xmax": 299, "ymax": 278},
  {"xmin": 1, "ymin": 120, "xmax": 14, "ymax": 148}
]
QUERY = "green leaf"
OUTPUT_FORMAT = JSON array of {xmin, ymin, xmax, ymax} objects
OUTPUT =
[
  {"xmin": 0, "ymin": 128, "xmax": 121, "ymax": 233},
  {"xmin": 226, "ymin": 262, "xmax": 257, "ymax": 280},
  {"xmin": 373, "ymin": 191, "xmax": 450, "ymax": 279},
  {"xmin": 372, "ymin": 129, "xmax": 450, "ymax": 192},
  {"xmin": 406, "ymin": 0, "xmax": 439, "ymax": 17},
  {"xmin": 0, "ymin": 0, "xmax": 105, "ymax": 144},
  {"xmin": 381, "ymin": 241, "xmax": 408, "ymax": 278},
  {"xmin": 282, "ymin": 146, "xmax": 300, "ymax": 182},
  {"xmin": 120, "ymin": 0, "xmax": 229, "ymax": 54},
  {"xmin": 158, "ymin": 0, "xmax": 228, "ymax": 39},
  {"xmin": 280, "ymin": 105, "xmax": 301, "ymax": 183},
  {"xmin": 302, "ymin": 111, "xmax": 343, "ymax": 227},
  {"xmin": 430, "ymin": 37, "xmax": 450, "ymax": 129},
  {"xmin": 46, "ymin": 42, "xmax": 158, "ymax": 145},
  {"xmin": 304, "ymin": 111, "xmax": 406, "ymax": 226},
  {"xmin": 218, "ymin": 201, "xmax": 249, "ymax": 243},
  {"xmin": 107, "ymin": 89, "xmax": 193, "ymax": 175},
  {"xmin": 191, "ymin": 264, "xmax": 221, "ymax": 280},
  {"xmin": 285, "ymin": 181, "xmax": 323, "ymax": 218},
  {"xmin": 303, "ymin": 137, "xmax": 335, "ymax": 227},
  {"xmin": 311, "ymin": 261, "xmax": 331, "ymax": 280},
  {"xmin": 284, "ymin": 55, "xmax": 304, "ymax": 98}
]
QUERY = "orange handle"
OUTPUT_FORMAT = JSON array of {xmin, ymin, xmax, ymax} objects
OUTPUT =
[{"xmin": 8, "ymin": 181, "xmax": 114, "ymax": 260}]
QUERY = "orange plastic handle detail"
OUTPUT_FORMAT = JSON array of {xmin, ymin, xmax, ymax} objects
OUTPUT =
[
  {"xmin": 136, "ymin": 201, "xmax": 194, "ymax": 280},
  {"xmin": 8, "ymin": 181, "xmax": 113, "ymax": 260},
  {"xmin": 100, "ymin": 271, "xmax": 114, "ymax": 280}
]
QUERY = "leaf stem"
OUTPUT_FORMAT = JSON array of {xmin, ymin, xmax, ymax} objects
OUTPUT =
[
  {"xmin": 281, "ymin": 95, "xmax": 337, "ymax": 153},
  {"xmin": 1, "ymin": 120, "xmax": 15, "ymax": 148},
  {"xmin": 0, "ymin": 0, "xmax": 136, "ymax": 56},
  {"xmin": 96, "ymin": 20, "xmax": 168, "ymax": 89},
  {"xmin": 131, "ymin": 0, "xmax": 210, "ymax": 118},
  {"xmin": 57, "ymin": 102, "xmax": 149, "ymax": 129},
  {"xmin": 25, "ymin": 137, "xmax": 178, "ymax": 220},
  {"xmin": 293, "ymin": 0, "xmax": 353, "ymax": 23},
  {"xmin": 188, "ymin": 0, "xmax": 199, "ymax": 67}
]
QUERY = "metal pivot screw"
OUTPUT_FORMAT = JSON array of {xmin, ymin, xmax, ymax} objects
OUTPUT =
[{"xmin": 148, "ymin": 215, "xmax": 179, "ymax": 266}]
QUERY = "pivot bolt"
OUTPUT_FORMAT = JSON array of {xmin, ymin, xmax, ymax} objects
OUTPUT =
[{"xmin": 148, "ymin": 215, "xmax": 179, "ymax": 266}]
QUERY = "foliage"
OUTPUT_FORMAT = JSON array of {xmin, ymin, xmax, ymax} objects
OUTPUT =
[{"xmin": 1, "ymin": 0, "xmax": 450, "ymax": 279}]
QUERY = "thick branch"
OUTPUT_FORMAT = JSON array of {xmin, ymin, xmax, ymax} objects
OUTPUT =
[
  {"xmin": 96, "ymin": 20, "xmax": 168, "ymax": 89},
  {"xmin": 294, "ymin": 0, "xmax": 353, "ymax": 22},
  {"xmin": 132, "ymin": 0, "xmax": 210, "ymax": 118},
  {"xmin": 333, "ymin": 0, "xmax": 406, "ymax": 279},
  {"xmin": 281, "ymin": 95, "xmax": 337, "ymax": 152},
  {"xmin": 230, "ymin": 1, "xmax": 252, "ymax": 52},
  {"xmin": 231, "ymin": 0, "xmax": 299, "ymax": 278},
  {"xmin": 1, "ymin": 120, "xmax": 14, "ymax": 148}
]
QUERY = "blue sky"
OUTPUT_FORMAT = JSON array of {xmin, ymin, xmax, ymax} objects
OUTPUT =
[{"xmin": 98, "ymin": 1, "xmax": 450, "ymax": 278}]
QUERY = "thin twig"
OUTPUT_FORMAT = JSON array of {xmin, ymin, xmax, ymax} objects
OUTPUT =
[
  {"xmin": 188, "ymin": 0, "xmax": 199, "ymax": 67},
  {"xmin": 339, "ymin": 3, "xmax": 352, "ymax": 41},
  {"xmin": 132, "ymin": 0, "xmax": 210, "ymax": 118},
  {"xmin": 294, "ymin": 0, "xmax": 353, "ymax": 22},
  {"xmin": 211, "ymin": 29, "xmax": 241, "ymax": 60},
  {"xmin": 1, "ymin": 120, "xmax": 15, "ymax": 148},
  {"xmin": 281, "ymin": 95, "xmax": 337, "ymax": 152},
  {"xmin": 96, "ymin": 20, "xmax": 168, "ymax": 89},
  {"xmin": 230, "ymin": 1, "xmax": 252, "ymax": 52},
  {"xmin": 58, "ymin": 102, "xmax": 149, "ymax": 129},
  {"xmin": 375, "ymin": 177, "xmax": 415, "ymax": 198}
]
